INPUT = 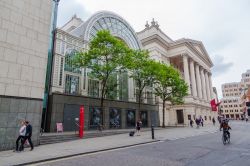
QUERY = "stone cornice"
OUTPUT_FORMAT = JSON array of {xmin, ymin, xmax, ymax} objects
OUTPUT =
[
  {"xmin": 169, "ymin": 42, "xmax": 213, "ymax": 68},
  {"xmin": 137, "ymin": 25, "xmax": 174, "ymax": 43},
  {"xmin": 140, "ymin": 33, "xmax": 170, "ymax": 50},
  {"xmin": 56, "ymin": 28, "xmax": 85, "ymax": 43},
  {"xmin": 175, "ymin": 41, "xmax": 212, "ymax": 66}
]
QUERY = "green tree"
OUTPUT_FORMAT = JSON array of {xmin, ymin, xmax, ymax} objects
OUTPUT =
[
  {"xmin": 123, "ymin": 50, "xmax": 159, "ymax": 112},
  {"xmin": 154, "ymin": 64, "xmax": 188, "ymax": 127},
  {"xmin": 73, "ymin": 30, "xmax": 129, "ymax": 112}
]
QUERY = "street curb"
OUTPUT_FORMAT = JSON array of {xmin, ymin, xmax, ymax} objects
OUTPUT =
[{"xmin": 14, "ymin": 140, "xmax": 161, "ymax": 166}]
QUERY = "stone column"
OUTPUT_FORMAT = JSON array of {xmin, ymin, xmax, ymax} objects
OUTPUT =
[
  {"xmin": 200, "ymin": 68, "xmax": 207, "ymax": 100},
  {"xmin": 205, "ymin": 71, "xmax": 211, "ymax": 101},
  {"xmin": 208, "ymin": 73, "xmax": 213, "ymax": 99},
  {"xmin": 128, "ymin": 72, "xmax": 135, "ymax": 102},
  {"xmin": 190, "ymin": 60, "xmax": 197, "ymax": 97},
  {"xmin": 183, "ymin": 55, "xmax": 191, "ymax": 94},
  {"xmin": 195, "ymin": 64, "xmax": 202, "ymax": 99}
]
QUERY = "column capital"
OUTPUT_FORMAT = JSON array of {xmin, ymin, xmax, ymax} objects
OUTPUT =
[{"xmin": 181, "ymin": 53, "xmax": 190, "ymax": 60}]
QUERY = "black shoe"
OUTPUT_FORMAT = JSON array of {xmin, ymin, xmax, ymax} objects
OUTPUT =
[{"xmin": 30, "ymin": 148, "xmax": 33, "ymax": 151}]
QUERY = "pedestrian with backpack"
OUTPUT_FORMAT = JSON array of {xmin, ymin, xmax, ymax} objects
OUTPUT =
[{"xmin": 22, "ymin": 121, "xmax": 34, "ymax": 151}]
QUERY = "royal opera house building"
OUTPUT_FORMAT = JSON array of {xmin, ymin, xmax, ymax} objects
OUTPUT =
[{"xmin": 46, "ymin": 11, "xmax": 217, "ymax": 132}]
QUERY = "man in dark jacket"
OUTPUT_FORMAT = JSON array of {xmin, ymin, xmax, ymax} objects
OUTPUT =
[{"xmin": 24, "ymin": 121, "xmax": 34, "ymax": 151}]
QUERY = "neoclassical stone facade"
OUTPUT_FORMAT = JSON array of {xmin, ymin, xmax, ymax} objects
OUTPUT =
[
  {"xmin": 49, "ymin": 11, "xmax": 217, "ymax": 131},
  {"xmin": 137, "ymin": 20, "xmax": 217, "ymax": 126}
]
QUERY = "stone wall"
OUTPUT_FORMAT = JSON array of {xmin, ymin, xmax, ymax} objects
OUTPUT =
[
  {"xmin": 0, "ymin": 0, "xmax": 52, "ymax": 151},
  {"xmin": 0, "ymin": 96, "xmax": 42, "ymax": 150},
  {"xmin": 47, "ymin": 93, "xmax": 159, "ymax": 132},
  {"xmin": 0, "ymin": 0, "xmax": 52, "ymax": 98}
]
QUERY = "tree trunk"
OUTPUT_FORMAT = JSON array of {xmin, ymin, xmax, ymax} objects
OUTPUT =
[
  {"xmin": 162, "ymin": 100, "xmax": 166, "ymax": 128},
  {"xmin": 138, "ymin": 90, "xmax": 142, "ymax": 113},
  {"xmin": 100, "ymin": 80, "xmax": 107, "ymax": 126}
]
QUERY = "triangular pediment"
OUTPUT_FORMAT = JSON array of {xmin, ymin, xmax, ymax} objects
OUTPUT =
[{"xmin": 188, "ymin": 40, "xmax": 213, "ymax": 66}]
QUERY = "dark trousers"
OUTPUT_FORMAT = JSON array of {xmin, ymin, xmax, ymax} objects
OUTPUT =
[
  {"xmin": 22, "ymin": 136, "xmax": 34, "ymax": 149},
  {"xmin": 15, "ymin": 136, "xmax": 25, "ymax": 151}
]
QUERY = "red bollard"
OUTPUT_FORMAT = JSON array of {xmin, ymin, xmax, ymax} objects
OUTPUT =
[{"xmin": 79, "ymin": 105, "xmax": 84, "ymax": 138}]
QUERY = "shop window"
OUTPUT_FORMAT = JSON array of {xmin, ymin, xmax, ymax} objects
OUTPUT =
[
  {"xmin": 89, "ymin": 107, "xmax": 103, "ymax": 128},
  {"xmin": 126, "ymin": 110, "xmax": 135, "ymax": 127},
  {"xmin": 109, "ymin": 108, "xmax": 121, "ymax": 128},
  {"xmin": 140, "ymin": 111, "xmax": 148, "ymax": 127}
]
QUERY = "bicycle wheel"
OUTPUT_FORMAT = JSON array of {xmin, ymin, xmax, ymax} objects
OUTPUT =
[
  {"xmin": 222, "ymin": 134, "xmax": 226, "ymax": 145},
  {"xmin": 227, "ymin": 135, "xmax": 230, "ymax": 144}
]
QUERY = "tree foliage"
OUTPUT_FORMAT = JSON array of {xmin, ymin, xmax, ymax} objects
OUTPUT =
[
  {"xmin": 73, "ymin": 29, "xmax": 188, "ymax": 128},
  {"xmin": 122, "ymin": 50, "xmax": 159, "ymax": 111},
  {"xmin": 154, "ymin": 63, "xmax": 188, "ymax": 127},
  {"xmin": 73, "ymin": 30, "xmax": 129, "ymax": 111}
]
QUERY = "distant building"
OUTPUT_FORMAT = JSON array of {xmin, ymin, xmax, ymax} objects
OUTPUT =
[
  {"xmin": 220, "ymin": 70, "xmax": 250, "ymax": 119},
  {"xmin": 240, "ymin": 70, "xmax": 250, "ymax": 118}
]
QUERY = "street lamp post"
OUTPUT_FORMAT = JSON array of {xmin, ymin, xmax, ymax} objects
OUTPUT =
[{"xmin": 42, "ymin": 0, "xmax": 60, "ymax": 132}]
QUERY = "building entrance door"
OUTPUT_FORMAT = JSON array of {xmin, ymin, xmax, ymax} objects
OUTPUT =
[
  {"xmin": 176, "ymin": 110, "xmax": 184, "ymax": 124},
  {"xmin": 63, "ymin": 104, "xmax": 80, "ymax": 131}
]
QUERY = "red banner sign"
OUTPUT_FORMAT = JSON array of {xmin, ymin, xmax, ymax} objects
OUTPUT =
[{"xmin": 210, "ymin": 99, "xmax": 217, "ymax": 111}]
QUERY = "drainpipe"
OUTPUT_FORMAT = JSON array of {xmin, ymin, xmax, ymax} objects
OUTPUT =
[{"xmin": 42, "ymin": 0, "xmax": 60, "ymax": 132}]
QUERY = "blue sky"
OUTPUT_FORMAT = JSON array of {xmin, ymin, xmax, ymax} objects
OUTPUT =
[{"xmin": 57, "ymin": 0, "xmax": 250, "ymax": 98}]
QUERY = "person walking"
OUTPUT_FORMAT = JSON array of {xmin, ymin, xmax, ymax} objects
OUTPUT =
[
  {"xmin": 200, "ymin": 117, "xmax": 204, "ymax": 127},
  {"xmin": 212, "ymin": 117, "xmax": 216, "ymax": 126},
  {"xmin": 136, "ymin": 119, "xmax": 142, "ymax": 136},
  {"xmin": 23, "ymin": 121, "xmax": 34, "ymax": 151},
  {"xmin": 190, "ymin": 119, "xmax": 194, "ymax": 127},
  {"xmin": 14, "ymin": 120, "xmax": 26, "ymax": 152},
  {"xmin": 195, "ymin": 118, "xmax": 200, "ymax": 129}
]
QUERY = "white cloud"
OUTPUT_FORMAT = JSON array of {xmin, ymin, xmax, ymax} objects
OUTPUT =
[{"xmin": 57, "ymin": 0, "xmax": 250, "ymax": 99}]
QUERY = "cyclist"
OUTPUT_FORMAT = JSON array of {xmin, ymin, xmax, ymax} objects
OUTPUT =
[{"xmin": 220, "ymin": 119, "xmax": 231, "ymax": 138}]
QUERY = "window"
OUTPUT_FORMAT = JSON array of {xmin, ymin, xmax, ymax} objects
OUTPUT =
[
  {"xmin": 140, "ymin": 111, "xmax": 148, "ymax": 127},
  {"xmin": 64, "ymin": 49, "xmax": 81, "ymax": 74},
  {"xmin": 106, "ymin": 73, "xmax": 118, "ymax": 100},
  {"xmin": 118, "ymin": 72, "xmax": 128, "ymax": 101},
  {"xmin": 59, "ymin": 57, "xmax": 64, "ymax": 86},
  {"xmin": 64, "ymin": 75, "xmax": 79, "ymax": 95},
  {"xmin": 147, "ymin": 91, "xmax": 153, "ymax": 104},
  {"xmin": 126, "ymin": 110, "xmax": 136, "ymax": 127},
  {"xmin": 89, "ymin": 107, "xmax": 103, "ymax": 128},
  {"xmin": 88, "ymin": 79, "xmax": 99, "ymax": 97},
  {"xmin": 109, "ymin": 108, "xmax": 121, "ymax": 128}
]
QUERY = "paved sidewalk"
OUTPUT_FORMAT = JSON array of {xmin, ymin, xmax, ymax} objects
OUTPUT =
[{"xmin": 0, "ymin": 125, "xmax": 219, "ymax": 166}]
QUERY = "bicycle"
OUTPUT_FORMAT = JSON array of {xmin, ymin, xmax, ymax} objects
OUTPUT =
[{"xmin": 221, "ymin": 129, "xmax": 230, "ymax": 145}]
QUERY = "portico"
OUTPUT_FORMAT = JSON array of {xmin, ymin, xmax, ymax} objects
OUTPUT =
[{"xmin": 137, "ymin": 20, "xmax": 217, "ymax": 126}]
